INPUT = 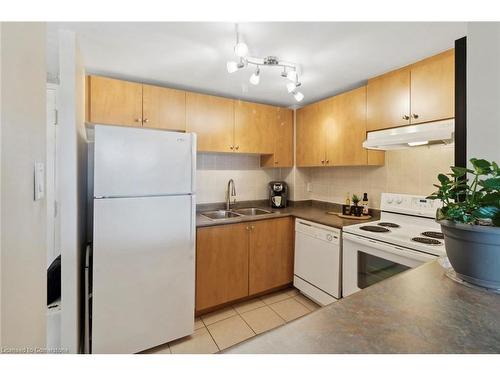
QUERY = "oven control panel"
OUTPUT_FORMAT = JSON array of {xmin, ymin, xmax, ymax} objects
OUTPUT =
[{"xmin": 380, "ymin": 193, "xmax": 441, "ymax": 218}]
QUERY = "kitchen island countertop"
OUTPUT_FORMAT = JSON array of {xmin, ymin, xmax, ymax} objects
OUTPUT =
[{"xmin": 224, "ymin": 261, "xmax": 500, "ymax": 354}]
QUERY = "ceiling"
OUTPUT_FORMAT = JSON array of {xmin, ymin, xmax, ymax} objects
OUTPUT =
[{"xmin": 46, "ymin": 22, "xmax": 467, "ymax": 107}]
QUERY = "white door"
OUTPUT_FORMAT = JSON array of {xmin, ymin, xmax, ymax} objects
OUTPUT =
[
  {"xmin": 92, "ymin": 195, "xmax": 195, "ymax": 353},
  {"xmin": 94, "ymin": 125, "xmax": 196, "ymax": 197}
]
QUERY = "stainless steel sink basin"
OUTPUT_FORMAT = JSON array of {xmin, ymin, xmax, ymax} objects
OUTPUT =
[
  {"xmin": 233, "ymin": 208, "xmax": 274, "ymax": 216},
  {"xmin": 201, "ymin": 210, "xmax": 242, "ymax": 220}
]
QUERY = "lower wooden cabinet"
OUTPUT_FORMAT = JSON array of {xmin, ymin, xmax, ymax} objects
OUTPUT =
[
  {"xmin": 195, "ymin": 217, "xmax": 294, "ymax": 313},
  {"xmin": 249, "ymin": 217, "xmax": 294, "ymax": 295}
]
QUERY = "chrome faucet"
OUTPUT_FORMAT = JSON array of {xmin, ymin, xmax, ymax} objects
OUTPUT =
[{"xmin": 226, "ymin": 179, "xmax": 236, "ymax": 210}]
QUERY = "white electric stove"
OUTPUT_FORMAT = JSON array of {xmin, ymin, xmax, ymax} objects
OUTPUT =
[{"xmin": 342, "ymin": 193, "xmax": 446, "ymax": 297}]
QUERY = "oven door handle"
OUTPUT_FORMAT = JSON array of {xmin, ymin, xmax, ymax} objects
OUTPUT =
[{"xmin": 343, "ymin": 233, "xmax": 437, "ymax": 262}]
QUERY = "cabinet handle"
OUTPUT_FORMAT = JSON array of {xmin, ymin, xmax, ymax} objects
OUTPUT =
[
  {"xmin": 230, "ymin": 145, "xmax": 234, "ymax": 150},
  {"xmin": 235, "ymin": 145, "xmax": 239, "ymax": 150},
  {"xmin": 135, "ymin": 118, "xmax": 142, "ymax": 123},
  {"xmin": 321, "ymin": 160, "xmax": 325, "ymax": 164},
  {"xmin": 246, "ymin": 226, "xmax": 250, "ymax": 230},
  {"xmin": 412, "ymin": 114, "xmax": 419, "ymax": 119},
  {"xmin": 143, "ymin": 118, "xmax": 149, "ymax": 123},
  {"xmin": 402, "ymin": 115, "xmax": 410, "ymax": 120},
  {"xmin": 326, "ymin": 160, "xmax": 330, "ymax": 164},
  {"xmin": 251, "ymin": 225, "xmax": 255, "ymax": 230},
  {"xmin": 274, "ymin": 161, "xmax": 278, "ymax": 164}
]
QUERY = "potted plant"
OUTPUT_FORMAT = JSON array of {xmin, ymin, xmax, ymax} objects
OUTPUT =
[
  {"xmin": 351, "ymin": 194, "xmax": 363, "ymax": 217},
  {"xmin": 427, "ymin": 158, "xmax": 500, "ymax": 289}
]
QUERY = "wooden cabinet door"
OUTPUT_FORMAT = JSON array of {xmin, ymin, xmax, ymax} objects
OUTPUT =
[
  {"xmin": 327, "ymin": 87, "xmax": 368, "ymax": 166},
  {"xmin": 234, "ymin": 101, "xmax": 274, "ymax": 154},
  {"xmin": 261, "ymin": 107, "xmax": 294, "ymax": 168},
  {"xmin": 296, "ymin": 99, "xmax": 330, "ymax": 167},
  {"xmin": 410, "ymin": 49, "xmax": 454, "ymax": 124},
  {"xmin": 186, "ymin": 92, "xmax": 234, "ymax": 153},
  {"xmin": 142, "ymin": 84, "xmax": 186, "ymax": 131},
  {"xmin": 366, "ymin": 67, "xmax": 410, "ymax": 131},
  {"xmin": 87, "ymin": 75, "xmax": 143, "ymax": 127},
  {"xmin": 249, "ymin": 217, "xmax": 294, "ymax": 295},
  {"xmin": 196, "ymin": 223, "xmax": 249, "ymax": 312}
]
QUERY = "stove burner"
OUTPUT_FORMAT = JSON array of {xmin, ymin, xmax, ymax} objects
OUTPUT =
[
  {"xmin": 378, "ymin": 222, "xmax": 400, "ymax": 228},
  {"xmin": 360, "ymin": 225, "xmax": 390, "ymax": 233},
  {"xmin": 411, "ymin": 237, "xmax": 442, "ymax": 245},
  {"xmin": 421, "ymin": 231, "xmax": 444, "ymax": 240}
]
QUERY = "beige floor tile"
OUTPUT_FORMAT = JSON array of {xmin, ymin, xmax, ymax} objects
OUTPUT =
[
  {"xmin": 201, "ymin": 306, "xmax": 237, "ymax": 326},
  {"xmin": 240, "ymin": 306, "xmax": 285, "ymax": 334},
  {"xmin": 285, "ymin": 287, "xmax": 300, "ymax": 297},
  {"xmin": 269, "ymin": 297, "xmax": 311, "ymax": 322},
  {"xmin": 294, "ymin": 293, "xmax": 321, "ymax": 311},
  {"xmin": 141, "ymin": 343, "xmax": 171, "ymax": 354},
  {"xmin": 169, "ymin": 327, "xmax": 219, "ymax": 354},
  {"xmin": 233, "ymin": 298, "xmax": 266, "ymax": 314},
  {"xmin": 260, "ymin": 290, "xmax": 292, "ymax": 305},
  {"xmin": 194, "ymin": 317, "xmax": 204, "ymax": 330},
  {"xmin": 206, "ymin": 315, "xmax": 255, "ymax": 350}
]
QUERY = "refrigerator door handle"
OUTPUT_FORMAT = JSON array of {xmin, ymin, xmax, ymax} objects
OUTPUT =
[{"xmin": 191, "ymin": 133, "xmax": 197, "ymax": 194}]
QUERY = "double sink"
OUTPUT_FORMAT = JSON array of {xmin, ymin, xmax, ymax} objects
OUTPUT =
[{"xmin": 201, "ymin": 207, "xmax": 277, "ymax": 221}]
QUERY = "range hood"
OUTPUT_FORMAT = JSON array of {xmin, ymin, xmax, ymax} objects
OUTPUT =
[{"xmin": 363, "ymin": 119, "xmax": 455, "ymax": 150}]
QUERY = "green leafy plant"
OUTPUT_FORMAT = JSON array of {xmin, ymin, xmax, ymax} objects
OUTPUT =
[
  {"xmin": 427, "ymin": 158, "xmax": 500, "ymax": 226},
  {"xmin": 352, "ymin": 194, "xmax": 360, "ymax": 206}
]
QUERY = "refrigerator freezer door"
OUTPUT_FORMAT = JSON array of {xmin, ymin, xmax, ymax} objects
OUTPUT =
[
  {"xmin": 92, "ymin": 195, "xmax": 195, "ymax": 354},
  {"xmin": 94, "ymin": 125, "xmax": 195, "ymax": 197}
]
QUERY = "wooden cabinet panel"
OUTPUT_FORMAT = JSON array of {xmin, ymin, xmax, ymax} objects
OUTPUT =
[
  {"xmin": 249, "ymin": 217, "xmax": 294, "ymax": 295},
  {"xmin": 366, "ymin": 67, "xmax": 410, "ymax": 131},
  {"xmin": 327, "ymin": 86, "xmax": 368, "ymax": 166},
  {"xmin": 410, "ymin": 49, "xmax": 454, "ymax": 124},
  {"xmin": 142, "ymin": 84, "xmax": 186, "ymax": 131},
  {"xmin": 234, "ymin": 101, "xmax": 275, "ymax": 154},
  {"xmin": 296, "ymin": 99, "xmax": 331, "ymax": 167},
  {"xmin": 186, "ymin": 92, "xmax": 234, "ymax": 153},
  {"xmin": 87, "ymin": 76, "xmax": 143, "ymax": 127},
  {"xmin": 261, "ymin": 108, "xmax": 294, "ymax": 168},
  {"xmin": 196, "ymin": 223, "xmax": 249, "ymax": 312}
]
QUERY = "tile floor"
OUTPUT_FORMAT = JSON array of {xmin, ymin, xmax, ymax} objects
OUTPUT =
[{"xmin": 142, "ymin": 287, "xmax": 322, "ymax": 354}]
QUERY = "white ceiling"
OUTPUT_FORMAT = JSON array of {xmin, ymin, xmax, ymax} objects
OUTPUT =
[{"xmin": 47, "ymin": 22, "xmax": 467, "ymax": 107}]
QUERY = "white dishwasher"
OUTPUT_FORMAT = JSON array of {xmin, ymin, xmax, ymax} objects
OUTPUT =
[{"xmin": 294, "ymin": 219, "xmax": 341, "ymax": 305}]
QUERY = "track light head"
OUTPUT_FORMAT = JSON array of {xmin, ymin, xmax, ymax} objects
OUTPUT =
[{"xmin": 249, "ymin": 67, "xmax": 260, "ymax": 85}]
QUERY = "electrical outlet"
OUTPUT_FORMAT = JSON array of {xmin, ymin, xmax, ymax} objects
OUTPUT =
[
  {"xmin": 34, "ymin": 162, "xmax": 45, "ymax": 201},
  {"xmin": 307, "ymin": 182, "xmax": 312, "ymax": 192}
]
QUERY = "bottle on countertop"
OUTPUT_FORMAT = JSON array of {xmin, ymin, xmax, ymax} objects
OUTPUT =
[
  {"xmin": 344, "ymin": 192, "xmax": 351, "ymax": 215},
  {"xmin": 362, "ymin": 193, "xmax": 369, "ymax": 215},
  {"xmin": 345, "ymin": 192, "xmax": 351, "ymax": 206}
]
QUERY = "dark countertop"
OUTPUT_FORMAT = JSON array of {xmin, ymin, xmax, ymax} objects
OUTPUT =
[
  {"xmin": 224, "ymin": 261, "xmax": 500, "ymax": 354},
  {"xmin": 196, "ymin": 200, "xmax": 379, "ymax": 229}
]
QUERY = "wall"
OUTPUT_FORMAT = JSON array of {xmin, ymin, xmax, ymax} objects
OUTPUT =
[
  {"xmin": 304, "ymin": 144, "xmax": 454, "ymax": 208},
  {"xmin": 196, "ymin": 153, "xmax": 286, "ymax": 204},
  {"xmin": 466, "ymin": 22, "xmax": 500, "ymax": 163},
  {"xmin": 57, "ymin": 30, "xmax": 87, "ymax": 353},
  {"xmin": 0, "ymin": 22, "xmax": 47, "ymax": 351}
]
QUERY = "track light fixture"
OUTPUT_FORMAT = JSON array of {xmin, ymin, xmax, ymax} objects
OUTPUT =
[{"xmin": 226, "ymin": 24, "xmax": 304, "ymax": 102}]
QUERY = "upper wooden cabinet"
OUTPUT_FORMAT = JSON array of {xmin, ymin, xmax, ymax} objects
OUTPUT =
[
  {"xmin": 142, "ymin": 84, "xmax": 186, "ymax": 131},
  {"xmin": 185, "ymin": 92, "xmax": 234, "ymax": 153},
  {"xmin": 366, "ymin": 68, "xmax": 411, "ymax": 131},
  {"xmin": 260, "ymin": 107, "xmax": 294, "ymax": 168},
  {"xmin": 297, "ymin": 87, "xmax": 383, "ymax": 167},
  {"xmin": 87, "ymin": 76, "xmax": 143, "ymax": 127},
  {"xmin": 234, "ymin": 101, "xmax": 275, "ymax": 154},
  {"xmin": 410, "ymin": 49, "xmax": 455, "ymax": 124},
  {"xmin": 367, "ymin": 49, "xmax": 454, "ymax": 131}
]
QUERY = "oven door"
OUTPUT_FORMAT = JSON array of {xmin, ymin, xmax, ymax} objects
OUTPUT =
[{"xmin": 342, "ymin": 232, "xmax": 436, "ymax": 297}]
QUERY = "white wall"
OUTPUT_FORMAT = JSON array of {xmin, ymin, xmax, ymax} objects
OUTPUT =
[
  {"xmin": 57, "ymin": 30, "xmax": 87, "ymax": 353},
  {"xmin": 0, "ymin": 22, "xmax": 47, "ymax": 351},
  {"xmin": 196, "ymin": 153, "xmax": 285, "ymax": 204},
  {"xmin": 467, "ymin": 22, "xmax": 500, "ymax": 163}
]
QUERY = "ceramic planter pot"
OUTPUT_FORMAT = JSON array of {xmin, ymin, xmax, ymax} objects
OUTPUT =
[{"xmin": 440, "ymin": 220, "xmax": 500, "ymax": 289}]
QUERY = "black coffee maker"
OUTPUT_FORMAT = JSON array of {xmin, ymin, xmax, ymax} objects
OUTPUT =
[{"xmin": 269, "ymin": 181, "xmax": 288, "ymax": 208}]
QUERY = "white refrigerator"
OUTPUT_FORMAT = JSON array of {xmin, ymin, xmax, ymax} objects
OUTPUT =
[{"xmin": 91, "ymin": 125, "xmax": 196, "ymax": 354}]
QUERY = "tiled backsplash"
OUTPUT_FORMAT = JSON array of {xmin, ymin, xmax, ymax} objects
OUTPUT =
[
  {"xmin": 303, "ymin": 144, "xmax": 454, "ymax": 208},
  {"xmin": 196, "ymin": 153, "xmax": 288, "ymax": 204}
]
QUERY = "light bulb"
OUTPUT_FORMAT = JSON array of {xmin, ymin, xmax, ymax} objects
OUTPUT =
[
  {"xmin": 286, "ymin": 82, "xmax": 296, "ymax": 93},
  {"xmin": 249, "ymin": 68, "xmax": 260, "ymax": 85},
  {"xmin": 234, "ymin": 42, "xmax": 249, "ymax": 57},
  {"xmin": 286, "ymin": 70, "xmax": 297, "ymax": 82},
  {"xmin": 227, "ymin": 61, "xmax": 239, "ymax": 73},
  {"xmin": 293, "ymin": 91, "xmax": 304, "ymax": 102}
]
